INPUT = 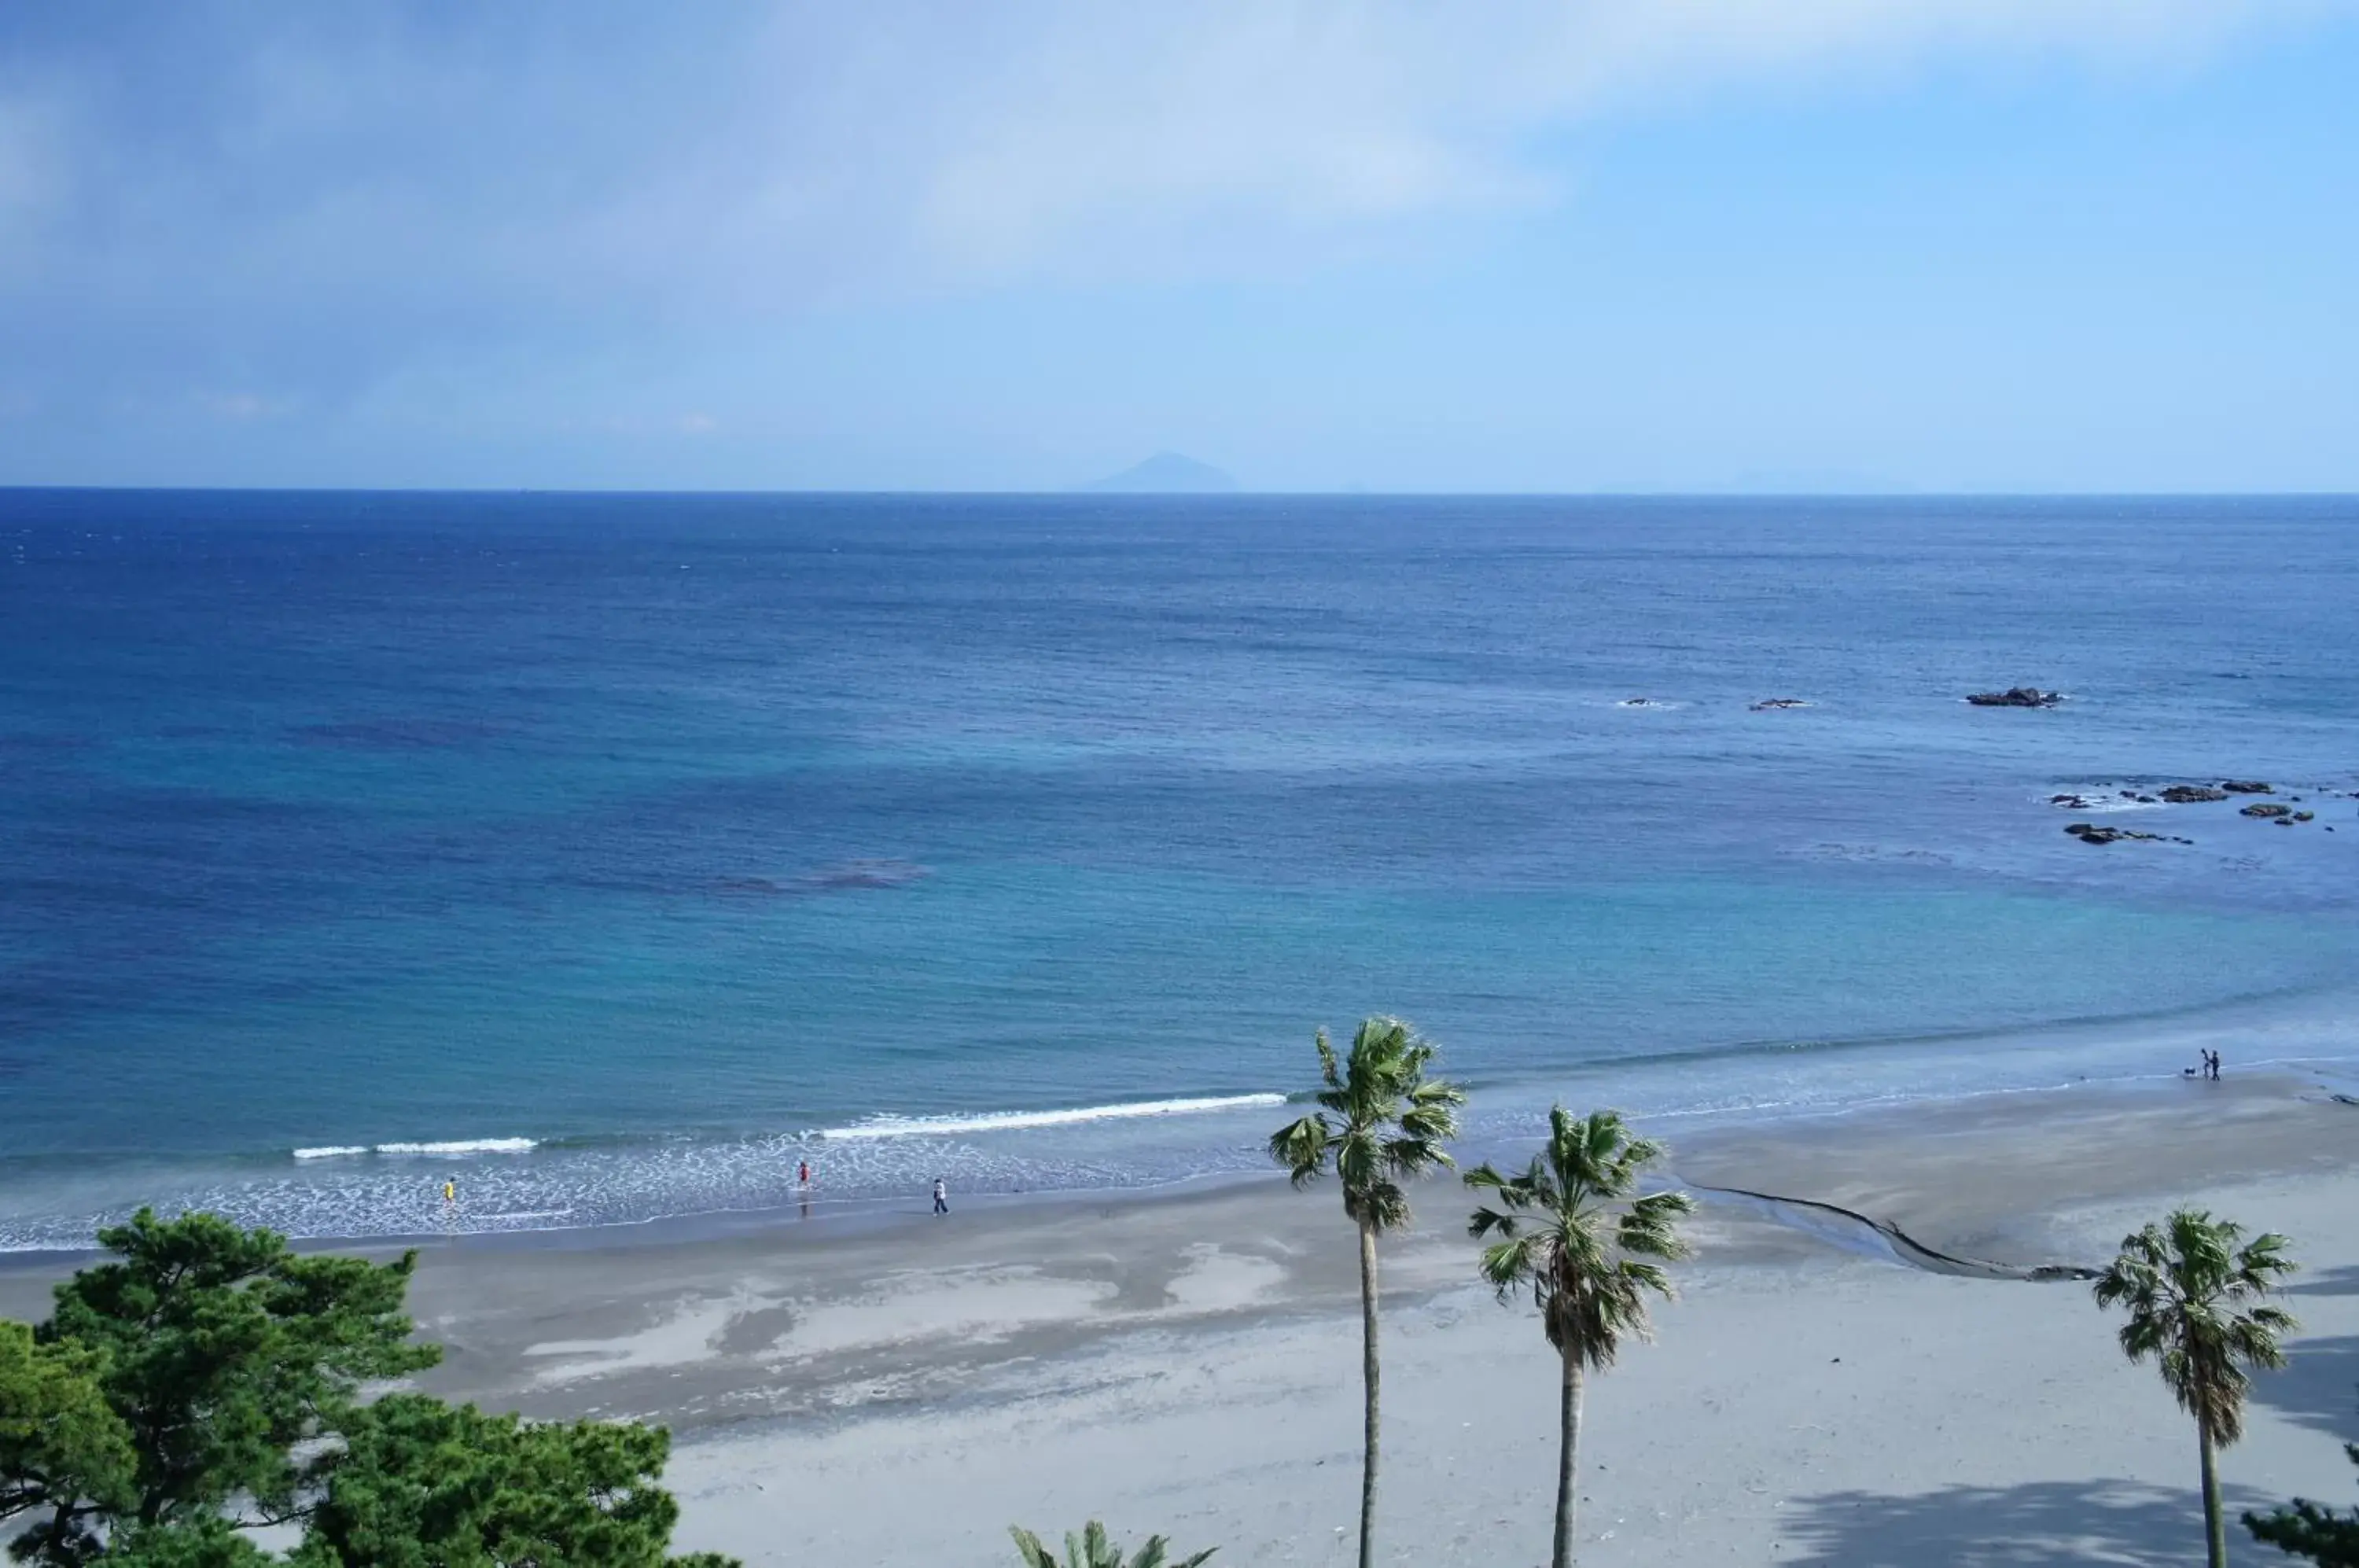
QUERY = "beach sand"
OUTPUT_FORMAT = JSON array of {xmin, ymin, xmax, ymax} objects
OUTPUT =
[{"xmin": 6, "ymin": 1073, "xmax": 2356, "ymax": 1566}]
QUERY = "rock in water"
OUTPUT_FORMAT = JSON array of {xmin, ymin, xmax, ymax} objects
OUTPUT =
[
  {"xmin": 2065, "ymin": 822, "xmax": 2169, "ymax": 845},
  {"xmin": 2221, "ymin": 780, "xmax": 2274, "ymax": 793},
  {"xmin": 1967, "ymin": 686, "xmax": 2063, "ymax": 708},
  {"xmin": 2160, "ymin": 785, "xmax": 2230, "ymax": 803},
  {"xmin": 2241, "ymin": 802, "xmax": 2293, "ymax": 819}
]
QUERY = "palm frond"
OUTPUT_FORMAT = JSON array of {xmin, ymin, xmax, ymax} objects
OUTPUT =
[
  {"xmin": 1008, "ymin": 1522, "xmax": 1215, "ymax": 1568},
  {"xmin": 1463, "ymin": 1159, "xmax": 1541, "ymax": 1209},
  {"xmin": 1267, "ymin": 1114, "xmax": 1334, "ymax": 1187},
  {"xmin": 1381, "ymin": 1132, "xmax": 1456, "ymax": 1180},
  {"xmin": 1274, "ymin": 1016, "xmax": 1463, "ymax": 1236},
  {"xmin": 1467, "ymin": 1206, "xmax": 1518, "ymax": 1242},
  {"xmin": 2092, "ymin": 1206, "xmax": 2299, "ymax": 1453},
  {"xmin": 1617, "ymin": 1131, "xmax": 1669, "ymax": 1167},
  {"xmin": 1619, "ymin": 1192, "xmax": 1698, "ymax": 1261},
  {"xmin": 1479, "ymin": 1233, "xmax": 1546, "ymax": 1299},
  {"xmin": 1617, "ymin": 1258, "xmax": 1675, "ymax": 1302},
  {"xmin": 1397, "ymin": 1103, "xmax": 1462, "ymax": 1149},
  {"xmin": 1467, "ymin": 1104, "xmax": 1691, "ymax": 1371}
]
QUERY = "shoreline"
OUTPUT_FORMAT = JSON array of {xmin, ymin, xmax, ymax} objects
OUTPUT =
[
  {"xmin": 11, "ymin": 956, "xmax": 2359, "ymax": 1260},
  {"xmin": 9, "ymin": 1070, "xmax": 2353, "ymax": 1391},
  {"xmin": 9, "ymin": 943, "xmax": 2358, "ymax": 1268},
  {"xmin": 7, "ymin": 1035, "xmax": 2357, "ymax": 1268}
]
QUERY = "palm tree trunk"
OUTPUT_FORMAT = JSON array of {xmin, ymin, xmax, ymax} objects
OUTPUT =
[
  {"xmin": 2198, "ymin": 1416, "xmax": 2225, "ymax": 1568},
  {"xmin": 1555, "ymin": 1346, "xmax": 1584, "ymax": 1568},
  {"xmin": 1358, "ymin": 1219, "xmax": 1380, "ymax": 1568}
]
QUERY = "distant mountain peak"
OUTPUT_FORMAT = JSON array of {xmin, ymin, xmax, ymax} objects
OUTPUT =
[{"xmin": 1082, "ymin": 451, "xmax": 1238, "ymax": 494}]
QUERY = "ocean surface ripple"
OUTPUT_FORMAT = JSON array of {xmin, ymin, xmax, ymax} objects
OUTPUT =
[{"xmin": 2, "ymin": 491, "xmax": 2356, "ymax": 1248}]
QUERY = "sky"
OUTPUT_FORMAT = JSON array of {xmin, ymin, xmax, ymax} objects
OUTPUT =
[{"xmin": 2, "ymin": 2, "xmax": 2356, "ymax": 493}]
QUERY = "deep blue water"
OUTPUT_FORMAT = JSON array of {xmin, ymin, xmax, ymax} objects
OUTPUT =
[{"xmin": 3, "ymin": 491, "xmax": 2357, "ymax": 1247}]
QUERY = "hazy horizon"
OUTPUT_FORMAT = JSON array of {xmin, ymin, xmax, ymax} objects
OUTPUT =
[{"xmin": 8, "ymin": 483, "xmax": 2359, "ymax": 499}]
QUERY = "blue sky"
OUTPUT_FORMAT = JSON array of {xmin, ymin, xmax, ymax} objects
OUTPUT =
[{"xmin": 2, "ymin": 2, "xmax": 2355, "ymax": 491}]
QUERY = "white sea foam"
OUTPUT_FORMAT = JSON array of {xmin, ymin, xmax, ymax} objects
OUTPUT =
[
  {"xmin": 294, "ymin": 1138, "xmax": 538, "ymax": 1158},
  {"xmin": 2042, "ymin": 790, "xmax": 2165, "ymax": 814},
  {"xmin": 820, "ymin": 1093, "xmax": 1287, "ymax": 1141},
  {"xmin": 373, "ymin": 1137, "xmax": 538, "ymax": 1155},
  {"xmin": 472, "ymin": 1208, "xmax": 576, "ymax": 1223}
]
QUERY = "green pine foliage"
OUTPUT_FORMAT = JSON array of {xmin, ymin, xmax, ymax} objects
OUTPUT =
[
  {"xmin": 2250, "ymin": 1472, "xmax": 2359, "ymax": 1567},
  {"xmin": 1, "ymin": 1210, "xmax": 734, "ymax": 1568},
  {"xmin": 100, "ymin": 1523, "xmax": 274, "ymax": 1568},
  {"xmin": 43, "ymin": 1208, "xmax": 440, "ymax": 1543},
  {"xmin": 2247, "ymin": 1402, "xmax": 2359, "ymax": 1568},
  {"xmin": 1, "ymin": 1320, "xmax": 139, "ymax": 1565},
  {"xmin": 293, "ymin": 1395, "xmax": 719, "ymax": 1568}
]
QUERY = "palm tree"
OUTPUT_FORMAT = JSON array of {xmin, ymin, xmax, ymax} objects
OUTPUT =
[
  {"xmin": 1267, "ymin": 1017, "xmax": 1463, "ymax": 1568},
  {"xmin": 2094, "ymin": 1208, "xmax": 2299, "ymax": 1568},
  {"xmin": 1008, "ymin": 1521, "xmax": 1213, "ymax": 1568},
  {"xmin": 1465, "ymin": 1107, "xmax": 1694, "ymax": 1568}
]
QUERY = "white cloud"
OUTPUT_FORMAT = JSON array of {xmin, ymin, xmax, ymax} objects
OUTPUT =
[
  {"xmin": 783, "ymin": 0, "xmax": 2349, "ymax": 289},
  {"xmin": 0, "ymin": 0, "xmax": 2347, "ymax": 412}
]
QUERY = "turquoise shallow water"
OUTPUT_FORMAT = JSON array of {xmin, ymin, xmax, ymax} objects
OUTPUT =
[{"xmin": 2, "ymin": 491, "xmax": 2356, "ymax": 1246}]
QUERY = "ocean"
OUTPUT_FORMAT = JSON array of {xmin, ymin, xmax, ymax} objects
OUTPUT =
[{"xmin": 2, "ymin": 491, "xmax": 2355, "ymax": 1250}]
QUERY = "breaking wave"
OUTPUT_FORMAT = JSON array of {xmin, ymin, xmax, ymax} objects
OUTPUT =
[
  {"xmin": 821, "ymin": 1094, "xmax": 1288, "ymax": 1141},
  {"xmin": 294, "ymin": 1137, "xmax": 539, "ymax": 1159}
]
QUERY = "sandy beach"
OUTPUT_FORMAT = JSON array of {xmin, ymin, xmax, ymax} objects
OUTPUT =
[{"xmin": 7, "ymin": 1073, "xmax": 2356, "ymax": 1566}]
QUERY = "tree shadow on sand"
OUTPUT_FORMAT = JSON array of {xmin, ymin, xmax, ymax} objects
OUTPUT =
[
  {"xmin": 1776, "ymin": 1478, "xmax": 2276, "ymax": 1567},
  {"xmin": 2250, "ymin": 1333, "xmax": 2359, "ymax": 1441}
]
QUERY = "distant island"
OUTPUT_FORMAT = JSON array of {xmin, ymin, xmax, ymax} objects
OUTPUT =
[{"xmin": 1082, "ymin": 451, "xmax": 1238, "ymax": 493}]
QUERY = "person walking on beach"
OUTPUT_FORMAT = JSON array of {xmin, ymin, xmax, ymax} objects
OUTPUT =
[
  {"xmin": 933, "ymin": 1176, "xmax": 949, "ymax": 1215},
  {"xmin": 797, "ymin": 1159, "xmax": 810, "ymax": 1188},
  {"xmin": 443, "ymin": 1178, "xmax": 457, "ymax": 1207}
]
